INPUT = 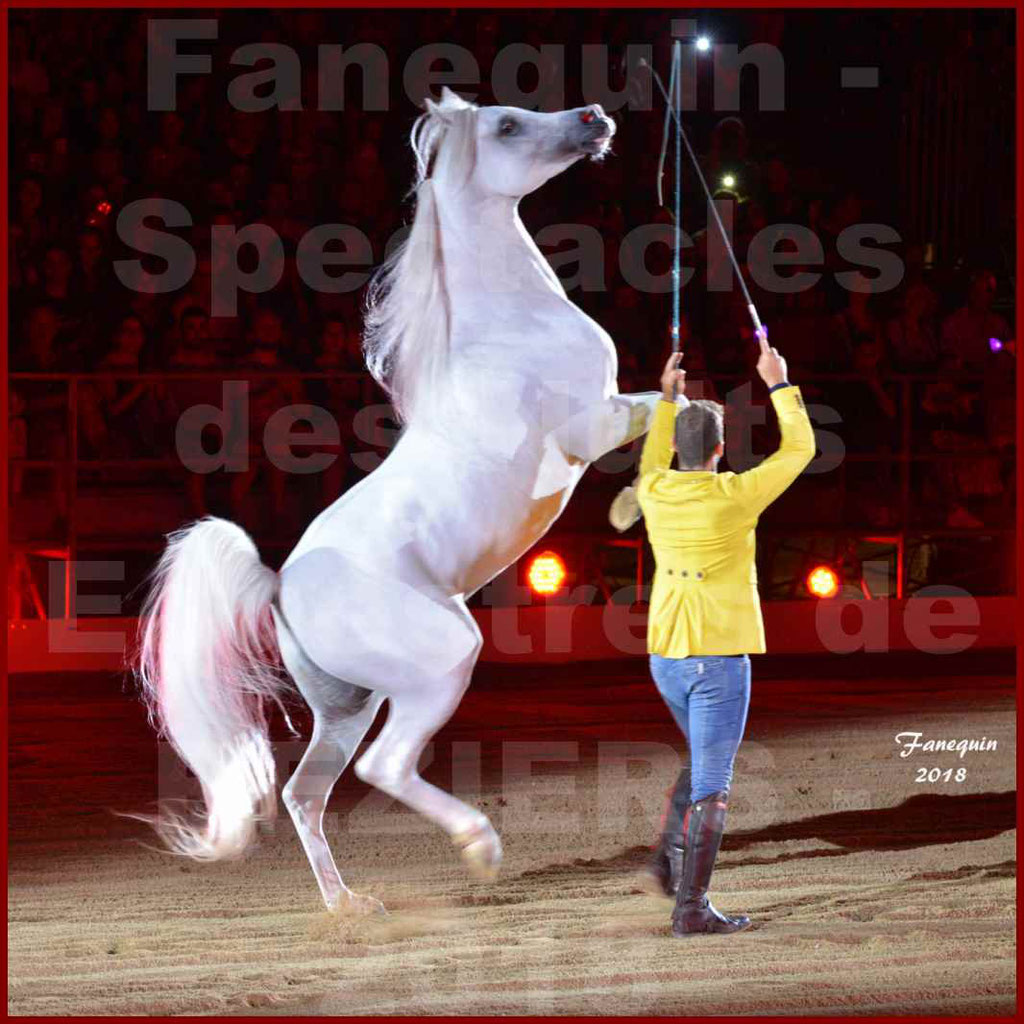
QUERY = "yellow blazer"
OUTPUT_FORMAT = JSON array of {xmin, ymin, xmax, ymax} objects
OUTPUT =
[{"xmin": 637, "ymin": 386, "xmax": 815, "ymax": 657}]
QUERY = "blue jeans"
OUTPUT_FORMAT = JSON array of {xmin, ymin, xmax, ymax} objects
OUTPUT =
[{"xmin": 649, "ymin": 654, "xmax": 752, "ymax": 804}]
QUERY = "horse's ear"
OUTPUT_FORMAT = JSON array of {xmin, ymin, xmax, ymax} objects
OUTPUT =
[
  {"xmin": 424, "ymin": 95, "xmax": 446, "ymax": 121},
  {"xmin": 425, "ymin": 86, "xmax": 474, "ymax": 122},
  {"xmin": 440, "ymin": 86, "xmax": 470, "ymax": 108}
]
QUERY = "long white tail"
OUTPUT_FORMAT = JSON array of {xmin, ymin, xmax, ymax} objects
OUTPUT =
[{"xmin": 135, "ymin": 517, "xmax": 288, "ymax": 860}]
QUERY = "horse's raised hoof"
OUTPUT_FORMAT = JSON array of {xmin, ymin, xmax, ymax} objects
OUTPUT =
[
  {"xmin": 332, "ymin": 890, "xmax": 387, "ymax": 916},
  {"xmin": 452, "ymin": 821, "xmax": 502, "ymax": 880}
]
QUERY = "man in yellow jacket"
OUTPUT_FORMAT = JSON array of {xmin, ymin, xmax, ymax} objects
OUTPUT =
[{"xmin": 639, "ymin": 336, "xmax": 815, "ymax": 936}]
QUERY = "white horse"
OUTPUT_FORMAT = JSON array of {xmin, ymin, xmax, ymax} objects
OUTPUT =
[{"xmin": 137, "ymin": 87, "xmax": 661, "ymax": 914}]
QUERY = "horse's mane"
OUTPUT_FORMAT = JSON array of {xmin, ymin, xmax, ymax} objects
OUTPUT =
[{"xmin": 363, "ymin": 90, "xmax": 478, "ymax": 424}]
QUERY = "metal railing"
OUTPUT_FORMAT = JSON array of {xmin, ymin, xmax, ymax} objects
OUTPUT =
[{"xmin": 8, "ymin": 370, "xmax": 1015, "ymax": 613}]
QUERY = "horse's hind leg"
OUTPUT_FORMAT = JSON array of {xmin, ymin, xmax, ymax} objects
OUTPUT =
[
  {"xmin": 273, "ymin": 607, "xmax": 386, "ymax": 912},
  {"xmin": 277, "ymin": 552, "xmax": 500, "ymax": 880},
  {"xmin": 353, "ymin": 609, "xmax": 502, "ymax": 879},
  {"xmin": 283, "ymin": 702, "xmax": 385, "ymax": 913}
]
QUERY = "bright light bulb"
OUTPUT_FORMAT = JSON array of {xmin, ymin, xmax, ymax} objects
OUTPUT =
[
  {"xmin": 807, "ymin": 566, "xmax": 840, "ymax": 599},
  {"xmin": 696, "ymin": 36, "xmax": 711, "ymax": 52},
  {"xmin": 721, "ymin": 174, "xmax": 736, "ymax": 189},
  {"xmin": 528, "ymin": 552, "xmax": 567, "ymax": 596}
]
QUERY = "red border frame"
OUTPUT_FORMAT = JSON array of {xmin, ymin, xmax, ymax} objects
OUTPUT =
[{"xmin": 1, "ymin": 3, "xmax": 1020, "ymax": 1021}]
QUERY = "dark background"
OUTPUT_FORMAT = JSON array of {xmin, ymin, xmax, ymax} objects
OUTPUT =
[{"xmin": 7, "ymin": 7, "xmax": 1017, "ymax": 613}]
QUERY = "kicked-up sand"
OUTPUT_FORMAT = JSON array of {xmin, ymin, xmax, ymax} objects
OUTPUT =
[{"xmin": 7, "ymin": 654, "xmax": 1016, "ymax": 1015}]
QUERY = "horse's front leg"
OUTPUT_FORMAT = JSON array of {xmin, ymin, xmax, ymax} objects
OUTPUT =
[{"xmin": 552, "ymin": 391, "xmax": 662, "ymax": 464}]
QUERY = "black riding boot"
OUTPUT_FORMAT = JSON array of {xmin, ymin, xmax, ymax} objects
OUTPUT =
[
  {"xmin": 671, "ymin": 789, "xmax": 751, "ymax": 936},
  {"xmin": 646, "ymin": 765, "xmax": 691, "ymax": 897}
]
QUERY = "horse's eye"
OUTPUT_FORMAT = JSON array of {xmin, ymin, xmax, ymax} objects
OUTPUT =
[{"xmin": 499, "ymin": 119, "xmax": 519, "ymax": 136}]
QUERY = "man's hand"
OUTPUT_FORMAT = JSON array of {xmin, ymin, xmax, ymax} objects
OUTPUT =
[
  {"xmin": 756, "ymin": 333, "xmax": 788, "ymax": 389},
  {"xmin": 660, "ymin": 350, "xmax": 686, "ymax": 402}
]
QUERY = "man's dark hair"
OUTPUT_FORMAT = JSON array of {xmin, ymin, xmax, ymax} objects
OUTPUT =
[{"xmin": 674, "ymin": 399, "xmax": 725, "ymax": 469}]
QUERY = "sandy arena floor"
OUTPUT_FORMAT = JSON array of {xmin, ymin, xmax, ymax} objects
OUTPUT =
[{"xmin": 7, "ymin": 653, "xmax": 1017, "ymax": 1016}]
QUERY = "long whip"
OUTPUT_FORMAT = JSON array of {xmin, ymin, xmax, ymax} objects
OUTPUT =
[
  {"xmin": 641, "ymin": 54, "xmax": 767, "ymax": 342},
  {"xmin": 610, "ymin": 42, "xmax": 769, "ymax": 534}
]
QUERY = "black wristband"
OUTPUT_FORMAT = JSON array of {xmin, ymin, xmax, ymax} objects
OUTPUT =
[{"xmin": 768, "ymin": 381, "xmax": 792, "ymax": 394}]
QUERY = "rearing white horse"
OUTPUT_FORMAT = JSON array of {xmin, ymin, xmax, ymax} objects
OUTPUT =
[{"xmin": 137, "ymin": 87, "xmax": 661, "ymax": 913}]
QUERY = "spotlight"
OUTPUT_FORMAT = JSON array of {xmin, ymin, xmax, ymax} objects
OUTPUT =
[
  {"xmin": 721, "ymin": 174, "xmax": 736, "ymax": 189},
  {"xmin": 696, "ymin": 36, "xmax": 711, "ymax": 52},
  {"xmin": 989, "ymin": 337, "xmax": 1003, "ymax": 353},
  {"xmin": 528, "ymin": 551, "xmax": 567, "ymax": 596},
  {"xmin": 807, "ymin": 565, "xmax": 840, "ymax": 599}
]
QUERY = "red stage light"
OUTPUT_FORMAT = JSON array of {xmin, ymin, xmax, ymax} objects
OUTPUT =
[
  {"xmin": 528, "ymin": 551, "xmax": 566, "ymax": 595},
  {"xmin": 807, "ymin": 565, "xmax": 840, "ymax": 599}
]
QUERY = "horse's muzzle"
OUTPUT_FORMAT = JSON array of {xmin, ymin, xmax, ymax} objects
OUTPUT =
[{"xmin": 576, "ymin": 105, "xmax": 615, "ymax": 156}]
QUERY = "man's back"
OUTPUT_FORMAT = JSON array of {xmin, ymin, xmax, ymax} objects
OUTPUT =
[{"xmin": 638, "ymin": 385, "xmax": 815, "ymax": 656}]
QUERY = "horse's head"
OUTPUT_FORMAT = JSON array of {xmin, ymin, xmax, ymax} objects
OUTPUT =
[
  {"xmin": 418, "ymin": 86, "xmax": 615, "ymax": 198},
  {"xmin": 368, "ymin": 88, "xmax": 616, "ymax": 424}
]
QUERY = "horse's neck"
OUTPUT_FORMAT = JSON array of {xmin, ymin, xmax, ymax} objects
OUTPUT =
[
  {"xmin": 436, "ymin": 187, "xmax": 563, "ymax": 315},
  {"xmin": 430, "ymin": 182, "xmax": 616, "ymax": 410}
]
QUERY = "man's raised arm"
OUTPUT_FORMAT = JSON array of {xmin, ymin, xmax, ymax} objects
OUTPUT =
[
  {"xmin": 639, "ymin": 351, "xmax": 688, "ymax": 477},
  {"xmin": 727, "ymin": 336, "xmax": 815, "ymax": 514}
]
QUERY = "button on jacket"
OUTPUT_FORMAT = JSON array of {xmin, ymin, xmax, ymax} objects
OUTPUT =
[{"xmin": 637, "ymin": 386, "xmax": 815, "ymax": 657}]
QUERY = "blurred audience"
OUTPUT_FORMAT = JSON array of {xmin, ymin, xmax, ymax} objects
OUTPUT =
[
  {"xmin": 225, "ymin": 307, "xmax": 305, "ymax": 530},
  {"xmin": 940, "ymin": 268, "xmax": 1011, "ymax": 370},
  {"xmin": 6, "ymin": 7, "xmax": 1015, "ymax": 559},
  {"xmin": 78, "ymin": 314, "xmax": 162, "ymax": 459}
]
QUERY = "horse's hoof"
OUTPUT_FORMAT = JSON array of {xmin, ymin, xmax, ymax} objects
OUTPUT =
[
  {"xmin": 452, "ymin": 822, "xmax": 502, "ymax": 880},
  {"xmin": 333, "ymin": 890, "xmax": 387, "ymax": 916}
]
